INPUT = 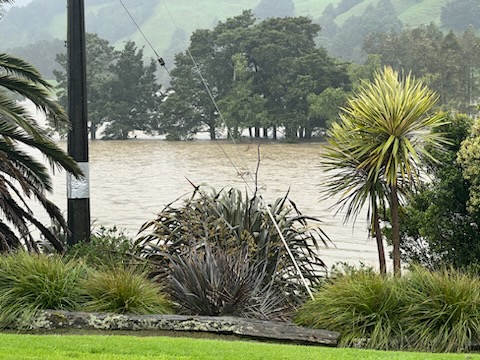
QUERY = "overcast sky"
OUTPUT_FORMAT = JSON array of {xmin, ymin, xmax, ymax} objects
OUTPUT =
[{"xmin": 5, "ymin": 0, "xmax": 33, "ymax": 9}]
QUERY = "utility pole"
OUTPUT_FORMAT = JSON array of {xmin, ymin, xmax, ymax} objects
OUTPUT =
[{"xmin": 67, "ymin": 0, "xmax": 90, "ymax": 246}]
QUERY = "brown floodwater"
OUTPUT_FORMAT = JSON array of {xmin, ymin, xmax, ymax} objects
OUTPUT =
[{"xmin": 32, "ymin": 139, "xmax": 386, "ymax": 269}]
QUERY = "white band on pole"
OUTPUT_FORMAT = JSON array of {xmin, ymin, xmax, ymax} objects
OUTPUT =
[{"xmin": 67, "ymin": 162, "xmax": 90, "ymax": 199}]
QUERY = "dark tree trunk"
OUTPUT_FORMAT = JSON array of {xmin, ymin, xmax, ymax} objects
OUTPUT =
[
  {"xmin": 390, "ymin": 185, "xmax": 401, "ymax": 276},
  {"xmin": 90, "ymin": 123, "xmax": 97, "ymax": 140},
  {"xmin": 305, "ymin": 127, "xmax": 313, "ymax": 140},
  {"xmin": 263, "ymin": 127, "xmax": 268, "ymax": 139},
  {"xmin": 298, "ymin": 127, "xmax": 304, "ymax": 139},
  {"xmin": 373, "ymin": 207, "xmax": 386, "ymax": 274},
  {"xmin": 254, "ymin": 126, "xmax": 260, "ymax": 138},
  {"xmin": 209, "ymin": 120, "xmax": 216, "ymax": 140},
  {"xmin": 272, "ymin": 125, "xmax": 277, "ymax": 140},
  {"xmin": 285, "ymin": 126, "xmax": 295, "ymax": 140},
  {"xmin": 248, "ymin": 127, "xmax": 253, "ymax": 139}
]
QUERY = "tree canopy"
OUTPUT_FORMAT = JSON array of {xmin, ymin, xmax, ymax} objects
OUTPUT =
[
  {"xmin": 161, "ymin": 11, "xmax": 350, "ymax": 140},
  {"xmin": 364, "ymin": 24, "xmax": 480, "ymax": 112},
  {"xmin": 52, "ymin": 35, "xmax": 161, "ymax": 140}
]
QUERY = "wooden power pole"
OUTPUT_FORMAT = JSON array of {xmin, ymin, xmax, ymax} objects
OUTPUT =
[{"xmin": 67, "ymin": 0, "xmax": 90, "ymax": 246}]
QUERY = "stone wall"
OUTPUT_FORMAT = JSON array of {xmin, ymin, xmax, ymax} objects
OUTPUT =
[{"xmin": 20, "ymin": 310, "xmax": 339, "ymax": 346}]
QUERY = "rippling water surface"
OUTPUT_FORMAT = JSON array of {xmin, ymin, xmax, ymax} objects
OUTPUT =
[{"xmin": 38, "ymin": 139, "xmax": 386, "ymax": 269}]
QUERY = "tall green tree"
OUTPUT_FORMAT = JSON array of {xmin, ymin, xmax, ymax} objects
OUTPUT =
[
  {"xmin": 163, "ymin": 11, "xmax": 256, "ymax": 140},
  {"xmin": 101, "ymin": 41, "xmax": 160, "ymax": 140},
  {"xmin": 0, "ymin": 52, "xmax": 82, "ymax": 251},
  {"xmin": 53, "ymin": 33, "xmax": 118, "ymax": 139},
  {"xmin": 322, "ymin": 118, "xmax": 389, "ymax": 273},
  {"xmin": 217, "ymin": 54, "xmax": 268, "ymax": 139},
  {"xmin": 162, "ymin": 11, "xmax": 349, "ymax": 140},
  {"xmin": 53, "ymin": 37, "xmax": 160, "ymax": 140},
  {"xmin": 325, "ymin": 67, "xmax": 446, "ymax": 275}
]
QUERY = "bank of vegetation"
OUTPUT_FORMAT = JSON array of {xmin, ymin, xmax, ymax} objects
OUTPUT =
[{"xmin": 4, "ymin": 0, "xmax": 480, "ymax": 355}]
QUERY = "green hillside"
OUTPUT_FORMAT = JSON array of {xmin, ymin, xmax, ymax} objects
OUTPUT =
[
  {"xmin": 396, "ymin": 0, "xmax": 451, "ymax": 28},
  {"xmin": 0, "ymin": 0, "xmax": 470, "ymax": 78},
  {"xmin": 1, "ymin": 0, "xmax": 452, "ymax": 52}
]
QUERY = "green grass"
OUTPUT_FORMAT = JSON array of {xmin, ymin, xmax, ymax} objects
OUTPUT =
[{"xmin": 0, "ymin": 334, "xmax": 478, "ymax": 360}]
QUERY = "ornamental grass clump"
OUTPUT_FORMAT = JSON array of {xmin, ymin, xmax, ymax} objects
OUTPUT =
[
  {"xmin": 295, "ymin": 268, "xmax": 403, "ymax": 350},
  {"xmin": 400, "ymin": 266, "xmax": 480, "ymax": 352},
  {"xmin": 296, "ymin": 266, "xmax": 480, "ymax": 352},
  {"xmin": 81, "ymin": 266, "xmax": 172, "ymax": 315},
  {"xmin": 0, "ymin": 252, "xmax": 87, "ymax": 328}
]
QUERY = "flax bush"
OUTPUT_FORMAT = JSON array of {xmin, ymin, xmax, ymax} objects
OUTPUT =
[{"xmin": 137, "ymin": 186, "xmax": 330, "ymax": 320}]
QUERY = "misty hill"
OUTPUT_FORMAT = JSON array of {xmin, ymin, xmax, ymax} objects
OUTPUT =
[{"xmin": 0, "ymin": 0, "xmax": 475, "ymax": 79}]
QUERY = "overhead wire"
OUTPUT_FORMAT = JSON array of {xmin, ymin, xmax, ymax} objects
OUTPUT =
[
  {"xmin": 118, "ymin": 0, "xmax": 172, "ymax": 78},
  {"xmin": 119, "ymin": 0, "xmax": 315, "ymax": 300}
]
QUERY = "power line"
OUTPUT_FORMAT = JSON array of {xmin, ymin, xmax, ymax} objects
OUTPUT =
[
  {"xmin": 122, "ymin": 0, "xmax": 316, "ymax": 299},
  {"xmin": 160, "ymin": 0, "xmax": 316, "ymax": 299},
  {"xmin": 118, "ymin": 0, "xmax": 172, "ymax": 78}
]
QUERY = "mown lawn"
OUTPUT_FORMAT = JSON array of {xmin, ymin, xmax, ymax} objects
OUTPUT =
[{"xmin": 0, "ymin": 334, "xmax": 478, "ymax": 360}]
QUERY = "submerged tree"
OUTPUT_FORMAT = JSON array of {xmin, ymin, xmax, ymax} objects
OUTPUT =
[
  {"xmin": 101, "ymin": 41, "xmax": 160, "ymax": 140},
  {"xmin": 53, "ymin": 33, "xmax": 118, "ymax": 139},
  {"xmin": 53, "ymin": 36, "xmax": 161, "ymax": 140},
  {"xmin": 162, "ymin": 11, "xmax": 349, "ymax": 140}
]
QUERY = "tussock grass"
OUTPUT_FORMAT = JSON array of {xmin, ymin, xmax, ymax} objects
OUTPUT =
[
  {"xmin": 295, "ymin": 269, "xmax": 403, "ymax": 349},
  {"xmin": 296, "ymin": 266, "xmax": 480, "ymax": 352},
  {"xmin": 81, "ymin": 266, "xmax": 171, "ymax": 315},
  {"xmin": 0, "ymin": 252, "xmax": 87, "ymax": 328},
  {"xmin": 401, "ymin": 266, "xmax": 480, "ymax": 352}
]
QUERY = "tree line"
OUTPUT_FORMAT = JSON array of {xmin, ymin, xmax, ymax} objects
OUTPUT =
[
  {"xmin": 51, "ymin": 11, "xmax": 480, "ymax": 141},
  {"xmin": 51, "ymin": 11, "xmax": 350, "ymax": 140},
  {"xmin": 364, "ymin": 24, "xmax": 480, "ymax": 113}
]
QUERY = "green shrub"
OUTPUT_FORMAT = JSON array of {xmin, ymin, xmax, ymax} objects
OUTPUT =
[
  {"xmin": 66, "ymin": 226, "xmax": 138, "ymax": 268},
  {"xmin": 137, "ymin": 186, "xmax": 330, "ymax": 320},
  {"xmin": 400, "ymin": 266, "xmax": 480, "ymax": 352},
  {"xmin": 295, "ymin": 268, "xmax": 403, "ymax": 350},
  {"xmin": 80, "ymin": 266, "xmax": 172, "ymax": 315},
  {"xmin": 0, "ymin": 252, "xmax": 87, "ymax": 328},
  {"xmin": 296, "ymin": 266, "xmax": 480, "ymax": 352}
]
